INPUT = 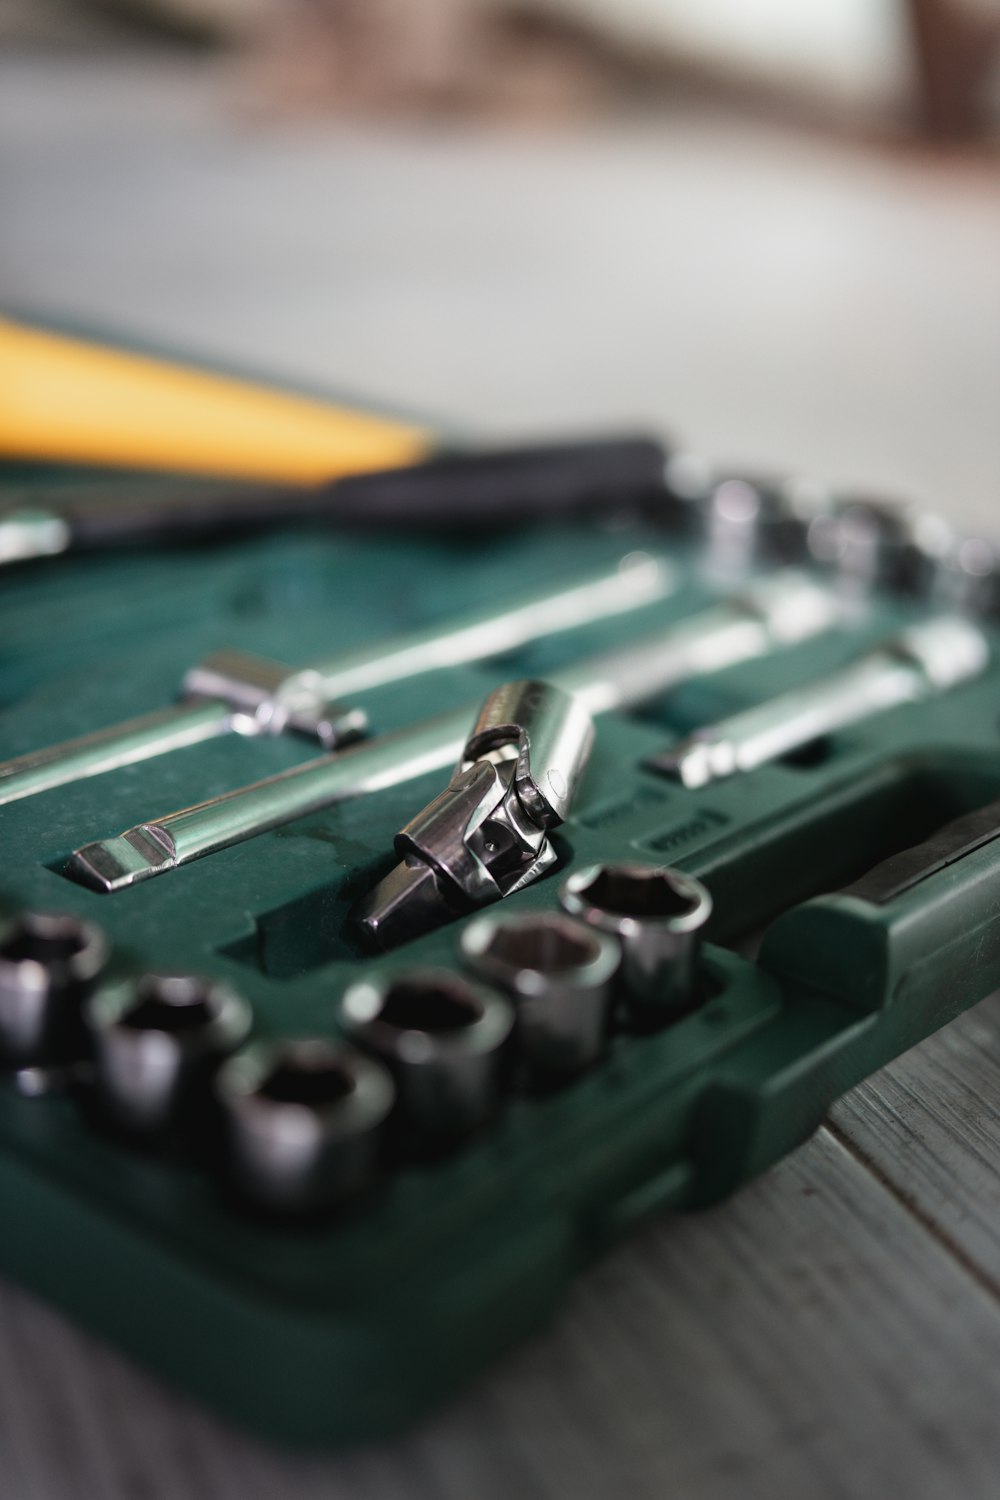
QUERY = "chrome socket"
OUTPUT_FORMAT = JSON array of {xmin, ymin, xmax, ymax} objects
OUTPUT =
[
  {"xmin": 701, "ymin": 476, "xmax": 806, "ymax": 576},
  {"xmin": 338, "ymin": 968, "xmax": 513, "ymax": 1138},
  {"xmin": 85, "ymin": 972, "xmax": 252, "ymax": 1136},
  {"xmin": 215, "ymin": 1038, "xmax": 395, "ymax": 1214},
  {"xmin": 926, "ymin": 529, "xmax": 1000, "ymax": 618},
  {"xmin": 560, "ymin": 862, "xmax": 712, "ymax": 1020},
  {"xmin": 460, "ymin": 911, "xmax": 619, "ymax": 1078},
  {"xmin": 806, "ymin": 498, "xmax": 929, "ymax": 595},
  {"xmin": 664, "ymin": 455, "xmax": 810, "ymax": 574},
  {"xmin": 0, "ymin": 910, "xmax": 108, "ymax": 1068}
]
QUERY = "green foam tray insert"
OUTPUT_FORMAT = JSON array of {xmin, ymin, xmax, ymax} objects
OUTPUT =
[{"xmin": 3, "ymin": 454, "xmax": 1000, "ymax": 1445}]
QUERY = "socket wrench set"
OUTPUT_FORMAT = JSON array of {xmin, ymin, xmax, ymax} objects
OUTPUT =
[{"xmin": 3, "ymin": 437, "xmax": 1000, "ymax": 1445}]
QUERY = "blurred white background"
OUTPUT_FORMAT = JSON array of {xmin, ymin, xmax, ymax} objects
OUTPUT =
[{"xmin": 1, "ymin": 0, "xmax": 998, "ymax": 524}]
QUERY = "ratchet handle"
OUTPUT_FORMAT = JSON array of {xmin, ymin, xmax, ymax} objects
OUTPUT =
[
  {"xmin": 319, "ymin": 436, "xmax": 672, "ymax": 528},
  {"xmin": 759, "ymin": 795, "xmax": 1000, "ymax": 1015},
  {"xmin": 41, "ymin": 436, "xmax": 673, "ymax": 551}
]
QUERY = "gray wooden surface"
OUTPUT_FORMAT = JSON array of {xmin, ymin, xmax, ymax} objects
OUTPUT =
[{"xmin": 2, "ymin": 47, "xmax": 1000, "ymax": 1499}]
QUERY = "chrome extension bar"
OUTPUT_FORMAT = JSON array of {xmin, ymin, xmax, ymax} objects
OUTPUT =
[
  {"xmin": 68, "ymin": 573, "xmax": 841, "ymax": 893},
  {"xmin": 0, "ymin": 552, "xmax": 671, "ymax": 807}
]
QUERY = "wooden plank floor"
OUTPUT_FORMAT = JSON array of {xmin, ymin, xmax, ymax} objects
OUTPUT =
[{"xmin": 2, "ymin": 48, "xmax": 1000, "ymax": 1498}]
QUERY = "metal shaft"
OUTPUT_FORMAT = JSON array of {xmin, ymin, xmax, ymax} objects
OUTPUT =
[
  {"xmin": 301, "ymin": 551, "xmax": 670, "ymax": 701},
  {"xmin": 655, "ymin": 616, "xmax": 989, "ymax": 789},
  {"xmin": 0, "ymin": 552, "xmax": 671, "ymax": 807},
  {"xmin": 557, "ymin": 570, "xmax": 837, "ymax": 715},
  {"xmin": 68, "ymin": 572, "xmax": 841, "ymax": 893},
  {"xmin": 0, "ymin": 701, "xmax": 232, "ymax": 807}
]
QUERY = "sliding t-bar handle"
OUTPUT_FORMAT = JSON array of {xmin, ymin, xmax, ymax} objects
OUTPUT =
[{"xmin": 0, "ymin": 552, "xmax": 672, "ymax": 807}]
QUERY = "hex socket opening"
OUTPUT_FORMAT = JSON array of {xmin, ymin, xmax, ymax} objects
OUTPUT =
[
  {"xmin": 476, "ymin": 916, "xmax": 601, "ymax": 973},
  {"xmin": 376, "ymin": 977, "xmax": 483, "ymax": 1033},
  {"xmin": 573, "ymin": 867, "xmax": 700, "ymax": 920},
  {"xmin": 255, "ymin": 1057, "xmax": 357, "ymax": 1109},
  {"xmin": 0, "ymin": 913, "xmax": 93, "ymax": 967},
  {"xmin": 121, "ymin": 975, "xmax": 219, "ymax": 1034}
]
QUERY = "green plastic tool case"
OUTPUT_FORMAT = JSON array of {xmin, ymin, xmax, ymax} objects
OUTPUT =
[{"xmin": 3, "ymin": 437, "xmax": 1000, "ymax": 1447}]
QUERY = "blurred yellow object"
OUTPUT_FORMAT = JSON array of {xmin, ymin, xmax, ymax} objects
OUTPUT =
[{"xmin": 0, "ymin": 317, "xmax": 432, "ymax": 483}]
